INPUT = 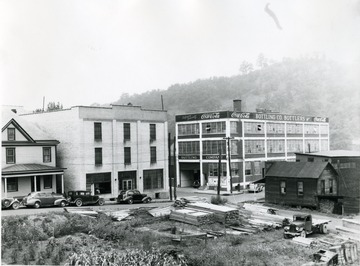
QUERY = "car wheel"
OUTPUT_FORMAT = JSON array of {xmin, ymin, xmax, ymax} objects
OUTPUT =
[
  {"xmin": 300, "ymin": 231, "xmax": 306, "ymax": 238},
  {"xmin": 283, "ymin": 233, "xmax": 290, "ymax": 239},
  {"xmin": 98, "ymin": 199, "xmax": 105, "ymax": 206},
  {"xmin": 34, "ymin": 202, "xmax": 41, "ymax": 209},
  {"xmin": 75, "ymin": 199, "xmax": 83, "ymax": 207},
  {"xmin": 127, "ymin": 199, "xmax": 133, "ymax": 204},
  {"xmin": 320, "ymin": 224, "xmax": 328, "ymax": 234},
  {"xmin": 145, "ymin": 198, "xmax": 151, "ymax": 203},
  {"xmin": 60, "ymin": 201, "xmax": 67, "ymax": 207},
  {"xmin": 11, "ymin": 202, "xmax": 20, "ymax": 210}
]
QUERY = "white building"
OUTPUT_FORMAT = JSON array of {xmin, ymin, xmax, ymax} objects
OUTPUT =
[
  {"xmin": 21, "ymin": 105, "xmax": 169, "ymax": 199},
  {"xmin": 175, "ymin": 100, "xmax": 330, "ymax": 192},
  {"xmin": 2, "ymin": 109, "xmax": 64, "ymax": 198}
]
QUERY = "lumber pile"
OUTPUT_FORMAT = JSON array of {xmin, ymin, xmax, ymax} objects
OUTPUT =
[
  {"xmin": 148, "ymin": 206, "xmax": 172, "ymax": 217},
  {"xmin": 187, "ymin": 202, "xmax": 239, "ymax": 223},
  {"xmin": 292, "ymin": 237, "xmax": 318, "ymax": 247},
  {"xmin": 102, "ymin": 210, "xmax": 131, "ymax": 221},
  {"xmin": 64, "ymin": 207, "xmax": 98, "ymax": 218},
  {"xmin": 169, "ymin": 208, "xmax": 215, "ymax": 226}
]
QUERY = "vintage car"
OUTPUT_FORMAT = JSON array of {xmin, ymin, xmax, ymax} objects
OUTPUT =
[
  {"xmin": 1, "ymin": 197, "xmax": 21, "ymax": 210},
  {"xmin": 22, "ymin": 192, "xmax": 68, "ymax": 208},
  {"xmin": 247, "ymin": 183, "xmax": 265, "ymax": 193},
  {"xmin": 67, "ymin": 190, "xmax": 105, "ymax": 207},
  {"xmin": 117, "ymin": 190, "xmax": 152, "ymax": 204}
]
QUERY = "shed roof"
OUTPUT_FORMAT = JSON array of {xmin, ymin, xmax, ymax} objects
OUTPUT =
[
  {"xmin": 295, "ymin": 150, "xmax": 360, "ymax": 158},
  {"xmin": 266, "ymin": 162, "xmax": 330, "ymax": 178},
  {"xmin": 2, "ymin": 164, "xmax": 65, "ymax": 176}
]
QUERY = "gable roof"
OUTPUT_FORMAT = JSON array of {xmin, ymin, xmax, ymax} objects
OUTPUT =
[
  {"xmin": 266, "ymin": 161, "xmax": 331, "ymax": 179},
  {"xmin": 2, "ymin": 109, "xmax": 56, "ymax": 142}
]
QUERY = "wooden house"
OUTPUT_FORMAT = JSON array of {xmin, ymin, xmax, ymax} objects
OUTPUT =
[{"xmin": 265, "ymin": 162, "xmax": 341, "ymax": 213}]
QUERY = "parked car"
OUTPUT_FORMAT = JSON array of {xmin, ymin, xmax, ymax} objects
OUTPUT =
[
  {"xmin": 1, "ymin": 197, "xmax": 21, "ymax": 210},
  {"xmin": 117, "ymin": 190, "xmax": 152, "ymax": 204},
  {"xmin": 22, "ymin": 192, "xmax": 68, "ymax": 208},
  {"xmin": 67, "ymin": 190, "xmax": 105, "ymax": 207},
  {"xmin": 247, "ymin": 183, "xmax": 264, "ymax": 193}
]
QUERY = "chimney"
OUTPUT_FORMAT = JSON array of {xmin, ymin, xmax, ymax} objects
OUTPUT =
[{"xmin": 233, "ymin": 99, "xmax": 242, "ymax": 112}]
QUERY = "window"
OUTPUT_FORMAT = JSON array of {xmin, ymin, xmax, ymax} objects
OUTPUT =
[
  {"xmin": 86, "ymin": 172, "xmax": 111, "ymax": 194},
  {"xmin": 305, "ymin": 140, "xmax": 320, "ymax": 153},
  {"xmin": 230, "ymin": 122, "xmax": 238, "ymax": 133},
  {"xmin": 307, "ymin": 158, "xmax": 314, "ymax": 162},
  {"xmin": 7, "ymin": 128, "xmax": 15, "ymax": 141},
  {"xmin": 178, "ymin": 123, "xmax": 199, "ymax": 136},
  {"xmin": 124, "ymin": 123, "xmax": 131, "ymax": 141},
  {"xmin": 244, "ymin": 122, "xmax": 265, "ymax": 134},
  {"xmin": 304, "ymin": 124, "xmax": 319, "ymax": 135},
  {"xmin": 297, "ymin": 181, "xmax": 304, "ymax": 196},
  {"xmin": 124, "ymin": 147, "xmax": 131, "ymax": 164},
  {"xmin": 202, "ymin": 140, "xmax": 226, "ymax": 155},
  {"xmin": 321, "ymin": 140, "xmax": 329, "ymax": 151},
  {"xmin": 43, "ymin": 175, "xmax": 52, "ymax": 189},
  {"xmin": 202, "ymin": 122, "xmax": 226, "ymax": 134},
  {"xmin": 320, "ymin": 124, "xmax": 329, "ymax": 135},
  {"xmin": 329, "ymin": 179, "xmax": 333, "ymax": 194},
  {"xmin": 178, "ymin": 141, "xmax": 200, "ymax": 155},
  {"xmin": 94, "ymin": 122, "xmax": 102, "ymax": 141},
  {"xmin": 150, "ymin": 124, "xmax": 156, "ymax": 141},
  {"xmin": 7, "ymin": 178, "xmax": 18, "ymax": 192},
  {"xmin": 267, "ymin": 140, "xmax": 285, "ymax": 153},
  {"xmin": 254, "ymin": 161, "xmax": 262, "ymax": 175},
  {"xmin": 287, "ymin": 140, "xmax": 303, "ymax": 153},
  {"xmin": 95, "ymin": 148, "xmax": 102, "ymax": 165},
  {"xmin": 286, "ymin": 123, "xmax": 303, "ymax": 134},
  {"xmin": 267, "ymin": 123, "xmax": 284, "ymax": 134},
  {"xmin": 231, "ymin": 162, "xmax": 239, "ymax": 176},
  {"xmin": 245, "ymin": 162, "xmax": 252, "ymax": 175},
  {"xmin": 43, "ymin": 147, "xmax": 51, "ymax": 163},
  {"xmin": 280, "ymin": 181, "xmax": 286, "ymax": 195},
  {"xmin": 321, "ymin": 180, "xmax": 325, "ymax": 194},
  {"xmin": 245, "ymin": 140, "xmax": 265, "ymax": 154},
  {"xmin": 143, "ymin": 169, "xmax": 163, "ymax": 190},
  {"xmin": 231, "ymin": 140, "xmax": 239, "ymax": 155},
  {"xmin": 150, "ymin": 147, "xmax": 157, "ymax": 163},
  {"xmin": 6, "ymin": 148, "xmax": 15, "ymax": 164},
  {"xmin": 208, "ymin": 163, "xmax": 227, "ymax": 177}
]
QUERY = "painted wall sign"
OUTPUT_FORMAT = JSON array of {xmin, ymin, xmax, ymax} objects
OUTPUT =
[
  {"xmin": 178, "ymin": 155, "xmax": 200, "ymax": 160},
  {"xmin": 176, "ymin": 111, "xmax": 329, "ymax": 123}
]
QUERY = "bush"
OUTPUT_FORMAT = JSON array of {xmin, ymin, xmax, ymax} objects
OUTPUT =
[{"xmin": 211, "ymin": 196, "xmax": 228, "ymax": 205}]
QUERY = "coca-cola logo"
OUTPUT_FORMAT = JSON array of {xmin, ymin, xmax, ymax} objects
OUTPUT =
[
  {"xmin": 314, "ymin": 117, "xmax": 327, "ymax": 123},
  {"xmin": 231, "ymin": 112, "xmax": 250, "ymax": 119},
  {"xmin": 201, "ymin": 112, "xmax": 220, "ymax": 120}
]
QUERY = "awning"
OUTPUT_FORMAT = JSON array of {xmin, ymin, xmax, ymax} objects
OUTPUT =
[{"xmin": 2, "ymin": 164, "xmax": 65, "ymax": 177}]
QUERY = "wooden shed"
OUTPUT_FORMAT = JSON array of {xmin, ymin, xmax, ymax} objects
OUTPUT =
[{"xmin": 265, "ymin": 162, "xmax": 341, "ymax": 213}]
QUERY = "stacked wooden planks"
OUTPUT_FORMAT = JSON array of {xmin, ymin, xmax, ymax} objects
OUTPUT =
[
  {"xmin": 169, "ymin": 208, "xmax": 215, "ymax": 226},
  {"xmin": 187, "ymin": 202, "xmax": 239, "ymax": 223}
]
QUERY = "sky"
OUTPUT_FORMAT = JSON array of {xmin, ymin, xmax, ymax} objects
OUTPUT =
[{"xmin": 1, "ymin": 0, "xmax": 360, "ymax": 111}]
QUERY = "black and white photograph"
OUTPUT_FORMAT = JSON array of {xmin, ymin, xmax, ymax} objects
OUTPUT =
[{"xmin": 1, "ymin": 0, "xmax": 360, "ymax": 265}]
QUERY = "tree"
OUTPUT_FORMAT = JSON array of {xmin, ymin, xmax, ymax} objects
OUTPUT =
[
  {"xmin": 47, "ymin": 102, "xmax": 63, "ymax": 112},
  {"xmin": 239, "ymin": 60, "xmax": 254, "ymax": 75},
  {"xmin": 256, "ymin": 53, "xmax": 269, "ymax": 69}
]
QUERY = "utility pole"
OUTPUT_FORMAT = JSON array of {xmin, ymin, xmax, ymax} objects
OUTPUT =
[
  {"xmin": 217, "ymin": 149, "xmax": 222, "ymax": 196},
  {"xmin": 168, "ymin": 133, "xmax": 172, "ymax": 201},
  {"xmin": 173, "ymin": 136, "xmax": 177, "ymax": 200},
  {"xmin": 223, "ymin": 137, "xmax": 234, "ymax": 193}
]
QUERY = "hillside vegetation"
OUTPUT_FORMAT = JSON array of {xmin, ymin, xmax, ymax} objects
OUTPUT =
[{"xmin": 114, "ymin": 57, "xmax": 360, "ymax": 150}]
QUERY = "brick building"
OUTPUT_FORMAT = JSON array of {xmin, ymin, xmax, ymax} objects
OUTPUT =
[
  {"xmin": 21, "ymin": 105, "xmax": 169, "ymax": 199},
  {"xmin": 175, "ymin": 100, "xmax": 330, "ymax": 192}
]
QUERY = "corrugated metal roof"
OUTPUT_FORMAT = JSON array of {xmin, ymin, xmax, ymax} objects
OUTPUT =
[
  {"xmin": 296, "ymin": 150, "xmax": 360, "ymax": 158},
  {"xmin": 266, "ymin": 161, "xmax": 329, "ymax": 178},
  {"xmin": 2, "ymin": 164, "xmax": 64, "ymax": 174}
]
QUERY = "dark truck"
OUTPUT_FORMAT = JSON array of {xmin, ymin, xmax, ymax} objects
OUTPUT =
[
  {"xmin": 283, "ymin": 214, "xmax": 330, "ymax": 238},
  {"xmin": 67, "ymin": 190, "xmax": 105, "ymax": 207}
]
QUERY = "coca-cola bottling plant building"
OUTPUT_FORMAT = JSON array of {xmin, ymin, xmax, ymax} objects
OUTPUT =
[{"xmin": 175, "ymin": 100, "xmax": 330, "ymax": 192}]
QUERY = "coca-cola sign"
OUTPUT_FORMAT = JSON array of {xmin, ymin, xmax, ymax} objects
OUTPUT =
[
  {"xmin": 201, "ymin": 112, "xmax": 220, "ymax": 120},
  {"xmin": 231, "ymin": 112, "xmax": 250, "ymax": 119}
]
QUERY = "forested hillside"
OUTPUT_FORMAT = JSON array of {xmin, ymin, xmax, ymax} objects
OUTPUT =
[{"xmin": 113, "ymin": 57, "xmax": 360, "ymax": 150}]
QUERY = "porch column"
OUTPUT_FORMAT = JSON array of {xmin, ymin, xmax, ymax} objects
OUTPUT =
[
  {"xmin": 61, "ymin": 174, "xmax": 64, "ymax": 194},
  {"xmin": 4, "ymin": 177, "xmax": 7, "ymax": 198},
  {"xmin": 34, "ymin": 176, "xmax": 37, "ymax": 192}
]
